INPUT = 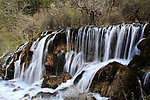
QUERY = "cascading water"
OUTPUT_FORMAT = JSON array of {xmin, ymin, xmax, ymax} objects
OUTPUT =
[
  {"xmin": 0, "ymin": 23, "xmax": 147, "ymax": 100},
  {"xmin": 12, "ymin": 32, "xmax": 57, "ymax": 84},
  {"xmin": 23, "ymin": 34, "xmax": 51, "ymax": 84},
  {"xmin": 63, "ymin": 24, "xmax": 146, "ymax": 92}
]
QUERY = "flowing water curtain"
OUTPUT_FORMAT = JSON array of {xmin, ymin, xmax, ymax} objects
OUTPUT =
[
  {"xmin": 64, "ymin": 24, "xmax": 146, "ymax": 91},
  {"xmin": 8, "ymin": 32, "xmax": 57, "ymax": 83},
  {"xmin": 3, "ymin": 23, "xmax": 147, "ymax": 86},
  {"xmin": 0, "ymin": 23, "xmax": 148, "ymax": 100},
  {"xmin": 65, "ymin": 24, "xmax": 145, "ymax": 63},
  {"xmin": 12, "ymin": 35, "xmax": 51, "ymax": 83},
  {"xmin": 23, "ymin": 33, "xmax": 58, "ymax": 84}
]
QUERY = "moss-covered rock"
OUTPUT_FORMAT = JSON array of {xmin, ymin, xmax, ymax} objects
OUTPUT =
[
  {"xmin": 137, "ymin": 35, "xmax": 150, "ymax": 55},
  {"xmin": 143, "ymin": 24, "xmax": 150, "ymax": 37},
  {"xmin": 128, "ymin": 33, "xmax": 150, "ymax": 96},
  {"xmin": 90, "ymin": 62, "xmax": 140, "ymax": 100},
  {"xmin": 45, "ymin": 34, "xmax": 68, "ymax": 76},
  {"xmin": 42, "ymin": 72, "xmax": 72, "ymax": 89},
  {"xmin": 0, "ymin": 64, "xmax": 4, "ymax": 78},
  {"xmin": 128, "ymin": 55, "xmax": 150, "ymax": 72}
]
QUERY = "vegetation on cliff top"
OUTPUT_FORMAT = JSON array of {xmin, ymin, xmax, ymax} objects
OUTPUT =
[{"xmin": 0, "ymin": 0, "xmax": 150, "ymax": 55}]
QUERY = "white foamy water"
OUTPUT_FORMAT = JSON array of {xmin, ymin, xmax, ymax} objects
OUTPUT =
[
  {"xmin": 0, "ymin": 78, "xmax": 47, "ymax": 100},
  {"xmin": 0, "ymin": 60, "xmax": 113, "ymax": 100}
]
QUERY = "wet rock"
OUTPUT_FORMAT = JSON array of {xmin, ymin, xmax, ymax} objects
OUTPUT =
[
  {"xmin": 53, "ymin": 31, "xmax": 67, "ymax": 47},
  {"xmin": 0, "ymin": 67, "xmax": 4, "ymax": 78},
  {"xmin": 23, "ymin": 94, "xmax": 30, "ymax": 98},
  {"xmin": 137, "ymin": 35, "xmax": 150, "ymax": 55},
  {"xmin": 0, "ymin": 56, "xmax": 15, "ymax": 79},
  {"xmin": 90, "ymin": 62, "xmax": 140, "ymax": 100},
  {"xmin": 128, "ymin": 55, "xmax": 150, "ymax": 72},
  {"xmin": 143, "ymin": 72, "xmax": 150, "ymax": 96},
  {"xmin": 0, "ymin": 64, "xmax": 3, "ymax": 75},
  {"xmin": 4, "ymin": 63, "xmax": 14, "ymax": 79},
  {"xmin": 62, "ymin": 88, "xmax": 94, "ymax": 100},
  {"xmin": 74, "ymin": 71, "xmax": 85, "ymax": 84},
  {"xmin": 31, "ymin": 92, "xmax": 57, "ymax": 99},
  {"xmin": 42, "ymin": 72, "xmax": 72, "ymax": 89},
  {"xmin": 4, "ymin": 51, "xmax": 22, "ymax": 79},
  {"xmin": 44, "ymin": 31, "xmax": 70, "ymax": 76},
  {"xmin": 0, "ymin": 41, "xmax": 34, "ymax": 80},
  {"xmin": 0, "ymin": 31, "xmax": 54, "ymax": 80},
  {"xmin": 45, "ymin": 50, "xmax": 66, "ymax": 76},
  {"xmin": 129, "ymin": 35, "xmax": 150, "ymax": 96},
  {"xmin": 45, "ymin": 54, "xmax": 54, "ymax": 67},
  {"xmin": 144, "ymin": 24, "xmax": 150, "ymax": 37},
  {"xmin": 54, "ymin": 43, "xmax": 68, "ymax": 55},
  {"xmin": 14, "ymin": 51, "xmax": 22, "ymax": 61},
  {"xmin": 53, "ymin": 50, "xmax": 66, "ymax": 76},
  {"xmin": 21, "ymin": 41, "xmax": 33, "ymax": 70},
  {"xmin": 13, "ymin": 86, "xmax": 23, "ymax": 92},
  {"xmin": 45, "ymin": 54, "xmax": 55, "ymax": 75}
]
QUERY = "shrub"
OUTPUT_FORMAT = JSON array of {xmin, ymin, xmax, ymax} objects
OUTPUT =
[
  {"xmin": 122, "ymin": 0, "xmax": 150, "ymax": 22},
  {"xmin": 40, "ymin": 1, "xmax": 89, "ymax": 30}
]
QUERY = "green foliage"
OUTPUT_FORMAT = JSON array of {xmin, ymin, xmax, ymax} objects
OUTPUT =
[
  {"xmin": 40, "ymin": 2, "xmax": 89, "ymax": 30},
  {"xmin": 1, "ymin": 0, "xmax": 150, "ymax": 56},
  {"xmin": 122, "ymin": 0, "xmax": 150, "ymax": 22},
  {"xmin": 0, "ymin": 30, "xmax": 26, "ymax": 56},
  {"xmin": 0, "ymin": 0, "xmax": 18, "ymax": 31},
  {"xmin": 18, "ymin": 0, "xmax": 43, "ymax": 15},
  {"xmin": 122, "ymin": 3, "xmax": 137, "ymax": 21},
  {"xmin": 18, "ymin": 0, "xmax": 68, "ymax": 15}
]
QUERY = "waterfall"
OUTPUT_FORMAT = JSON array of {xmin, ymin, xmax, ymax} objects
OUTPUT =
[
  {"xmin": 14, "ymin": 54, "xmax": 22, "ymax": 79},
  {"xmin": 23, "ymin": 33, "xmax": 58, "ymax": 84},
  {"xmin": 64, "ymin": 24, "xmax": 146, "ymax": 92},
  {"xmin": 1, "ymin": 23, "xmax": 147, "ymax": 99},
  {"xmin": 22, "ymin": 35, "xmax": 51, "ymax": 83},
  {"xmin": 10, "ymin": 23, "xmax": 145, "ymax": 85},
  {"xmin": 7, "ymin": 32, "xmax": 57, "ymax": 84}
]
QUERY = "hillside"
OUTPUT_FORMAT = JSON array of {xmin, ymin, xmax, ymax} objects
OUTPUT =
[{"xmin": 0, "ymin": 0, "xmax": 150, "ymax": 55}]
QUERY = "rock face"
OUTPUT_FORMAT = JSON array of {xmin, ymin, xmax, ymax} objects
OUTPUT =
[
  {"xmin": 0, "ymin": 64, "xmax": 4, "ymax": 78},
  {"xmin": 90, "ymin": 62, "xmax": 140, "ymax": 100},
  {"xmin": 128, "ymin": 35, "xmax": 150, "ymax": 96},
  {"xmin": 42, "ymin": 72, "xmax": 72, "ymax": 89},
  {"xmin": 20, "ymin": 41, "xmax": 33, "ymax": 71},
  {"xmin": 137, "ymin": 35, "xmax": 150, "ymax": 55},
  {"xmin": 143, "ymin": 24, "xmax": 150, "ymax": 37},
  {"xmin": 45, "ymin": 44, "xmax": 67, "ymax": 76},
  {"xmin": 4, "ymin": 64, "xmax": 14, "ymax": 79},
  {"xmin": 0, "ymin": 30, "xmax": 69, "ymax": 79},
  {"xmin": 44, "ymin": 31, "xmax": 68, "ymax": 76}
]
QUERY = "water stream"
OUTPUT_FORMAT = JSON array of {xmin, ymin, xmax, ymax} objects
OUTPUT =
[{"xmin": 0, "ymin": 23, "xmax": 147, "ymax": 100}]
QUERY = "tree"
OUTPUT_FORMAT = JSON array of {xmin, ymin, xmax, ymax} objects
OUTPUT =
[
  {"xmin": 122, "ymin": 0, "xmax": 150, "ymax": 22},
  {"xmin": 73, "ymin": 0, "xmax": 115, "ymax": 24}
]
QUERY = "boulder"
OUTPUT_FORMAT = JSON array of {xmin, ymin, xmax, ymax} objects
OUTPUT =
[
  {"xmin": 137, "ymin": 35, "xmax": 150, "ymax": 55},
  {"xmin": 42, "ymin": 72, "xmax": 72, "ymax": 89},
  {"xmin": 90, "ymin": 62, "xmax": 140, "ymax": 100},
  {"xmin": 128, "ymin": 55, "xmax": 150, "ymax": 72},
  {"xmin": 143, "ymin": 24, "xmax": 150, "ymax": 37},
  {"xmin": 31, "ymin": 92, "xmax": 57, "ymax": 99},
  {"xmin": 129, "ymin": 35, "xmax": 150, "ymax": 96}
]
